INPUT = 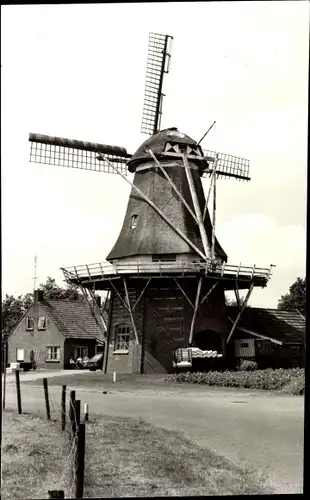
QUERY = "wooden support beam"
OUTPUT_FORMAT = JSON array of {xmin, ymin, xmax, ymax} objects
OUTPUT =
[
  {"xmin": 203, "ymin": 166, "xmax": 215, "ymax": 222},
  {"xmin": 188, "ymin": 277, "xmax": 203, "ymax": 345},
  {"xmin": 182, "ymin": 153, "xmax": 212, "ymax": 260},
  {"xmin": 132, "ymin": 278, "xmax": 151, "ymax": 311},
  {"xmin": 211, "ymin": 155, "xmax": 218, "ymax": 260},
  {"xmin": 227, "ymin": 282, "xmax": 254, "ymax": 344},
  {"xmin": 79, "ymin": 286, "xmax": 107, "ymax": 342},
  {"xmin": 234, "ymin": 282, "xmax": 241, "ymax": 310},
  {"xmin": 123, "ymin": 277, "xmax": 139, "ymax": 345},
  {"xmin": 108, "ymin": 279, "xmax": 128, "ymax": 310},
  {"xmin": 199, "ymin": 281, "xmax": 219, "ymax": 308},
  {"xmin": 173, "ymin": 278, "xmax": 195, "ymax": 309},
  {"xmin": 148, "ymin": 149, "xmax": 198, "ymax": 224},
  {"xmin": 88, "ymin": 287, "xmax": 107, "ymax": 331},
  {"xmin": 98, "ymin": 153, "xmax": 209, "ymax": 262}
]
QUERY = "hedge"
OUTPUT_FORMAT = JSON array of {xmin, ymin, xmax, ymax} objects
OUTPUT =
[{"xmin": 164, "ymin": 368, "xmax": 304, "ymax": 393}]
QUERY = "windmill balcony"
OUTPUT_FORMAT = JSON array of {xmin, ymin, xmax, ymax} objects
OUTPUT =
[{"xmin": 61, "ymin": 260, "xmax": 274, "ymax": 290}]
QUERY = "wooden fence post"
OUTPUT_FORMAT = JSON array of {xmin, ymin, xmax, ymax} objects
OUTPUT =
[
  {"xmin": 3, "ymin": 343, "xmax": 7, "ymax": 410},
  {"xmin": 43, "ymin": 378, "xmax": 51, "ymax": 420},
  {"xmin": 15, "ymin": 370, "xmax": 22, "ymax": 414},
  {"xmin": 75, "ymin": 423, "xmax": 85, "ymax": 499},
  {"xmin": 73, "ymin": 400, "xmax": 81, "ymax": 435},
  {"xmin": 69, "ymin": 390, "xmax": 76, "ymax": 439},
  {"xmin": 84, "ymin": 403, "xmax": 89, "ymax": 423},
  {"xmin": 61, "ymin": 385, "xmax": 66, "ymax": 431},
  {"xmin": 48, "ymin": 491, "xmax": 65, "ymax": 499}
]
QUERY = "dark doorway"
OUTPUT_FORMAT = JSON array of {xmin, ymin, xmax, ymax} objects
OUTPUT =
[{"xmin": 194, "ymin": 329, "xmax": 223, "ymax": 352}]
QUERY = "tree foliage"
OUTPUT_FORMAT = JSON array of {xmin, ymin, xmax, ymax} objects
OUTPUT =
[
  {"xmin": 277, "ymin": 277, "xmax": 306, "ymax": 316},
  {"xmin": 37, "ymin": 277, "xmax": 82, "ymax": 301}
]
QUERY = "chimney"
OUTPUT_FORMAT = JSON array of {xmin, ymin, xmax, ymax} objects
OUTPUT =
[
  {"xmin": 95, "ymin": 295, "xmax": 101, "ymax": 308},
  {"xmin": 34, "ymin": 290, "xmax": 44, "ymax": 303}
]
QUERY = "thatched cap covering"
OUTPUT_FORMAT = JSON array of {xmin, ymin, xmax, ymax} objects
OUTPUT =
[{"xmin": 127, "ymin": 127, "xmax": 203, "ymax": 172}]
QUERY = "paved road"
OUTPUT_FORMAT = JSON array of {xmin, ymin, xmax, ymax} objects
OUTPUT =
[{"xmin": 3, "ymin": 373, "xmax": 304, "ymax": 494}]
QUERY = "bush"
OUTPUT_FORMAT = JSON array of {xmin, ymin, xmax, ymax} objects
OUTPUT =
[
  {"xmin": 164, "ymin": 368, "xmax": 304, "ymax": 393},
  {"xmin": 238, "ymin": 360, "xmax": 258, "ymax": 371}
]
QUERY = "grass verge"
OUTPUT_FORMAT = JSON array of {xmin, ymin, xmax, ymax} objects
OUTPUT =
[
  {"xmin": 84, "ymin": 413, "xmax": 273, "ymax": 497},
  {"xmin": 2, "ymin": 411, "xmax": 272, "ymax": 498},
  {"xmin": 1, "ymin": 411, "xmax": 74, "ymax": 500}
]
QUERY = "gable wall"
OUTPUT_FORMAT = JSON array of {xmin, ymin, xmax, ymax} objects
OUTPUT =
[{"xmin": 7, "ymin": 303, "xmax": 65, "ymax": 369}]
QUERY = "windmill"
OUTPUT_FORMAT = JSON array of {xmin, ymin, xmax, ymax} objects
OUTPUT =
[{"xmin": 29, "ymin": 32, "xmax": 274, "ymax": 374}]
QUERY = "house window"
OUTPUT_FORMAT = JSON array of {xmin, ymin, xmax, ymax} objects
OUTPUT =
[
  {"xmin": 290, "ymin": 345, "xmax": 300, "ymax": 357},
  {"xmin": 46, "ymin": 346, "xmax": 60, "ymax": 361},
  {"xmin": 241, "ymin": 342, "xmax": 249, "ymax": 348},
  {"xmin": 152, "ymin": 254, "xmax": 176, "ymax": 262},
  {"xmin": 261, "ymin": 341, "xmax": 272, "ymax": 351},
  {"xmin": 73, "ymin": 346, "xmax": 88, "ymax": 360},
  {"xmin": 38, "ymin": 317, "xmax": 46, "ymax": 330},
  {"xmin": 130, "ymin": 214, "xmax": 138, "ymax": 229},
  {"xmin": 114, "ymin": 324, "xmax": 130, "ymax": 352},
  {"xmin": 16, "ymin": 348, "xmax": 24, "ymax": 362},
  {"xmin": 26, "ymin": 317, "xmax": 34, "ymax": 330}
]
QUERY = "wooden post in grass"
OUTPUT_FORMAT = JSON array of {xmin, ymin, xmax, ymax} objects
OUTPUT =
[
  {"xmin": 69, "ymin": 390, "xmax": 76, "ymax": 439},
  {"xmin": 43, "ymin": 378, "xmax": 51, "ymax": 420},
  {"xmin": 61, "ymin": 385, "xmax": 66, "ymax": 431},
  {"xmin": 84, "ymin": 403, "xmax": 89, "ymax": 422},
  {"xmin": 75, "ymin": 423, "xmax": 85, "ymax": 499},
  {"xmin": 15, "ymin": 370, "xmax": 22, "ymax": 414},
  {"xmin": 48, "ymin": 491, "xmax": 65, "ymax": 499},
  {"xmin": 73, "ymin": 400, "xmax": 81, "ymax": 435}
]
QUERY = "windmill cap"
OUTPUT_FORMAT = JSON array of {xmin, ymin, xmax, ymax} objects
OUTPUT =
[{"xmin": 127, "ymin": 127, "xmax": 204, "ymax": 172}]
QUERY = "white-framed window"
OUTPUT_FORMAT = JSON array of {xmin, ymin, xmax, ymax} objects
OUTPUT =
[
  {"xmin": 114, "ymin": 324, "xmax": 130, "ymax": 352},
  {"xmin": 46, "ymin": 346, "xmax": 60, "ymax": 361},
  {"xmin": 26, "ymin": 317, "xmax": 34, "ymax": 330},
  {"xmin": 240, "ymin": 341, "xmax": 249, "ymax": 348},
  {"xmin": 38, "ymin": 316, "xmax": 46, "ymax": 330},
  {"xmin": 16, "ymin": 348, "xmax": 24, "ymax": 362},
  {"xmin": 290, "ymin": 345, "xmax": 300, "ymax": 357},
  {"xmin": 130, "ymin": 214, "xmax": 138, "ymax": 229}
]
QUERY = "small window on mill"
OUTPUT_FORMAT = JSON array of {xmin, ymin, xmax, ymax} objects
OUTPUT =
[{"xmin": 130, "ymin": 214, "xmax": 138, "ymax": 229}]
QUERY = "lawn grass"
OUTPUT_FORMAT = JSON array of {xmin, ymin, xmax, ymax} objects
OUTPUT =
[
  {"xmin": 1, "ymin": 411, "xmax": 74, "ymax": 500},
  {"xmin": 84, "ymin": 414, "xmax": 273, "ymax": 497},
  {"xmin": 2, "ymin": 410, "xmax": 272, "ymax": 498}
]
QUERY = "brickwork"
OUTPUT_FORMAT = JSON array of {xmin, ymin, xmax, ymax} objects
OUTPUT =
[{"xmin": 105, "ymin": 288, "xmax": 145, "ymax": 374}]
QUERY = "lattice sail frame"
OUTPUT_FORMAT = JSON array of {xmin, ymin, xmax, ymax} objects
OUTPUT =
[
  {"xmin": 141, "ymin": 32, "xmax": 173, "ymax": 136},
  {"xmin": 29, "ymin": 133, "xmax": 130, "ymax": 175},
  {"xmin": 203, "ymin": 149, "xmax": 250, "ymax": 181}
]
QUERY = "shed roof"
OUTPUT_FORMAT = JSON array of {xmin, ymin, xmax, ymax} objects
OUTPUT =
[
  {"xmin": 40, "ymin": 299, "xmax": 106, "ymax": 341},
  {"xmin": 227, "ymin": 307, "xmax": 305, "ymax": 344}
]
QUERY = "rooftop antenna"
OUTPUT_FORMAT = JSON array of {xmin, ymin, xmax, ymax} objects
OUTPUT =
[{"xmin": 33, "ymin": 255, "xmax": 37, "ymax": 292}]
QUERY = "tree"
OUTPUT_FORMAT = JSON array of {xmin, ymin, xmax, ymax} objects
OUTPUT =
[
  {"xmin": 226, "ymin": 296, "xmax": 251, "ymax": 308},
  {"xmin": 37, "ymin": 277, "xmax": 82, "ymax": 301},
  {"xmin": 277, "ymin": 277, "xmax": 306, "ymax": 316}
]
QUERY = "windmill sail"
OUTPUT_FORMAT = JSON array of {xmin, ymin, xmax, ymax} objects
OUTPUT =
[
  {"xmin": 141, "ymin": 33, "xmax": 173, "ymax": 136},
  {"xmin": 202, "ymin": 149, "xmax": 250, "ymax": 181},
  {"xmin": 29, "ymin": 133, "xmax": 131, "ymax": 175}
]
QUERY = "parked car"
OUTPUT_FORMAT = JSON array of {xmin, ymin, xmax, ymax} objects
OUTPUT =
[{"xmin": 87, "ymin": 353, "xmax": 104, "ymax": 371}]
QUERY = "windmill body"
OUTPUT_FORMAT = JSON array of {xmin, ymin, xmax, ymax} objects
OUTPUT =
[{"xmin": 28, "ymin": 32, "xmax": 274, "ymax": 374}]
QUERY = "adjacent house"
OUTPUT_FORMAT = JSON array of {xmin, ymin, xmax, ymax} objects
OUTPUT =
[
  {"xmin": 7, "ymin": 290, "xmax": 106, "ymax": 370},
  {"xmin": 227, "ymin": 307, "xmax": 305, "ymax": 368}
]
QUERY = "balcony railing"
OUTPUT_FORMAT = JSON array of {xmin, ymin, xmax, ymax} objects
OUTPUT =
[{"xmin": 61, "ymin": 260, "xmax": 275, "ymax": 284}]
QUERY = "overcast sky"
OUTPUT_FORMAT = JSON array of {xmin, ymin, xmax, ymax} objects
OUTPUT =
[{"xmin": 1, "ymin": 2, "xmax": 308, "ymax": 307}]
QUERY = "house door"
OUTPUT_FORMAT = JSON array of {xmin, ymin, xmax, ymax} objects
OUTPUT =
[{"xmin": 73, "ymin": 346, "xmax": 88, "ymax": 360}]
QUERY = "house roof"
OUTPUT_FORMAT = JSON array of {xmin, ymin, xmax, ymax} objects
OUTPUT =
[
  {"xmin": 40, "ymin": 299, "xmax": 106, "ymax": 341},
  {"xmin": 227, "ymin": 306, "xmax": 305, "ymax": 344}
]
